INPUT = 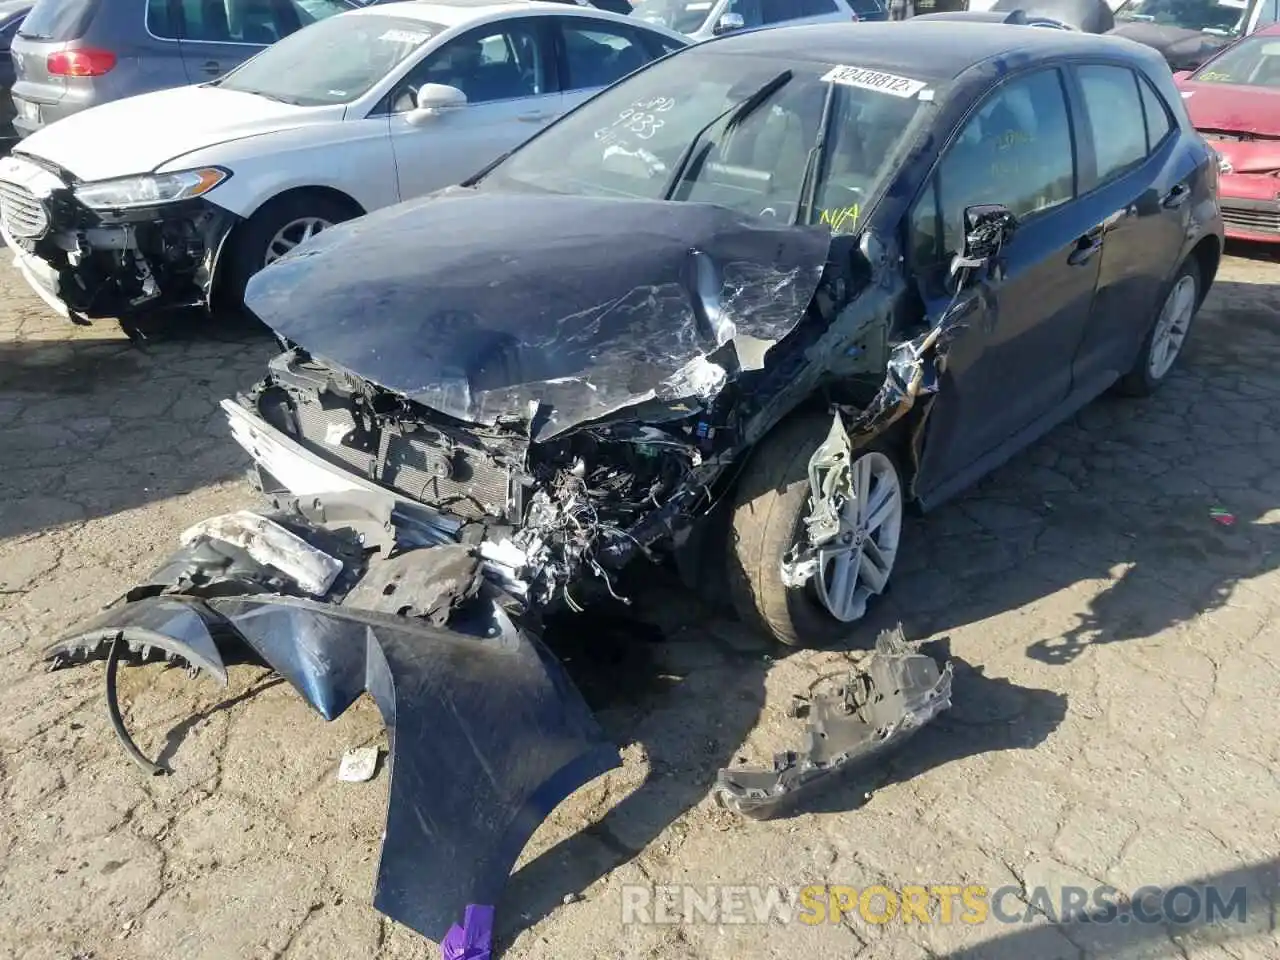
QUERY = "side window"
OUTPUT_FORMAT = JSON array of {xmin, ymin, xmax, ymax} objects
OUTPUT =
[
  {"xmin": 1138, "ymin": 75, "xmax": 1173, "ymax": 152},
  {"xmin": 395, "ymin": 22, "xmax": 544, "ymax": 109},
  {"xmin": 173, "ymin": 0, "xmax": 302, "ymax": 45},
  {"xmin": 1077, "ymin": 65, "xmax": 1147, "ymax": 184},
  {"xmin": 911, "ymin": 68, "xmax": 1075, "ymax": 265},
  {"xmin": 761, "ymin": 0, "xmax": 837, "ymax": 21},
  {"xmin": 147, "ymin": 0, "xmax": 179, "ymax": 39},
  {"xmin": 560, "ymin": 21, "xmax": 649, "ymax": 90},
  {"xmin": 1259, "ymin": 0, "xmax": 1279, "ymax": 27}
]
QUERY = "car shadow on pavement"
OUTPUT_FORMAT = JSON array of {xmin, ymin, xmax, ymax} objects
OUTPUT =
[
  {"xmin": 940, "ymin": 855, "xmax": 1280, "ymax": 960},
  {"xmin": 501, "ymin": 578, "xmax": 1067, "ymax": 947},
  {"xmin": 883, "ymin": 276, "xmax": 1280, "ymax": 667},
  {"xmin": 0, "ymin": 319, "xmax": 277, "ymax": 541}
]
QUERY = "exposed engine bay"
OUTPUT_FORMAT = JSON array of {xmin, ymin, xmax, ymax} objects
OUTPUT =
[
  {"xmin": 0, "ymin": 153, "xmax": 236, "ymax": 321},
  {"xmin": 243, "ymin": 347, "xmax": 728, "ymax": 609}
]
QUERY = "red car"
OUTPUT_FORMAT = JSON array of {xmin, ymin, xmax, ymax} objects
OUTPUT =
[{"xmin": 1175, "ymin": 24, "xmax": 1280, "ymax": 244}]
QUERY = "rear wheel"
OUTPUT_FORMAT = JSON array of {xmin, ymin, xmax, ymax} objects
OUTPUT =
[
  {"xmin": 727, "ymin": 414, "xmax": 904, "ymax": 647},
  {"xmin": 1117, "ymin": 258, "xmax": 1201, "ymax": 397},
  {"xmin": 221, "ymin": 192, "xmax": 359, "ymax": 312}
]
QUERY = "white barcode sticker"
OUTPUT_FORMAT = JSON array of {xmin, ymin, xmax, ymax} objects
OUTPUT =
[{"xmin": 821, "ymin": 65, "xmax": 927, "ymax": 99}]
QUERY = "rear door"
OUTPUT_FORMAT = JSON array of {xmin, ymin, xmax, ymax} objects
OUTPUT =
[
  {"xmin": 385, "ymin": 16, "xmax": 560, "ymax": 199},
  {"xmin": 906, "ymin": 67, "xmax": 1103, "ymax": 500},
  {"xmin": 1066, "ymin": 62, "xmax": 1195, "ymax": 389}
]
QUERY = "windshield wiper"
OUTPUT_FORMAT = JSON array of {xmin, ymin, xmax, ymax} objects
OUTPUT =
[
  {"xmin": 795, "ymin": 74, "xmax": 838, "ymax": 226},
  {"xmin": 660, "ymin": 69, "xmax": 792, "ymax": 202}
]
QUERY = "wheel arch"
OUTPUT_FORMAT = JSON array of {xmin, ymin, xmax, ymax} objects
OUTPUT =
[
  {"xmin": 1187, "ymin": 233, "xmax": 1221, "ymax": 305},
  {"xmin": 208, "ymin": 186, "xmax": 366, "ymax": 310}
]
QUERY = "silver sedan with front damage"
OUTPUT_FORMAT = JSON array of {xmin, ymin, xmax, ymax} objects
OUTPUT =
[{"xmin": 44, "ymin": 20, "xmax": 1222, "ymax": 949}]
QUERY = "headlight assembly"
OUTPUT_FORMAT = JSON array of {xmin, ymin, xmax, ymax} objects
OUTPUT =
[{"xmin": 74, "ymin": 167, "xmax": 230, "ymax": 211}]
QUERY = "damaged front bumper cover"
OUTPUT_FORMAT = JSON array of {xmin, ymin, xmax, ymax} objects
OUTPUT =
[
  {"xmin": 45, "ymin": 510, "xmax": 619, "ymax": 943},
  {"xmin": 3, "ymin": 193, "xmax": 238, "ymax": 321},
  {"xmin": 714, "ymin": 627, "xmax": 953, "ymax": 819}
]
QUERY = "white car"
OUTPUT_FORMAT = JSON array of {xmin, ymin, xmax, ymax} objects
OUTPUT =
[
  {"xmin": 0, "ymin": 0, "xmax": 687, "ymax": 324},
  {"xmin": 631, "ymin": 0, "xmax": 884, "ymax": 43}
]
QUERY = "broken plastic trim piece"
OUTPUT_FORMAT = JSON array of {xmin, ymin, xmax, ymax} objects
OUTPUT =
[
  {"xmin": 713, "ymin": 626, "xmax": 952, "ymax": 819},
  {"xmin": 45, "ymin": 530, "xmax": 619, "ymax": 944}
]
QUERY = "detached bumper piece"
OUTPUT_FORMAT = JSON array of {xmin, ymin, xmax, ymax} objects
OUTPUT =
[
  {"xmin": 45, "ymin": 510, "xmax": 619, "ymax": 944},
  {"xmin": 713, "ymin": 627, "xmax": 953, "ymax": 820}
]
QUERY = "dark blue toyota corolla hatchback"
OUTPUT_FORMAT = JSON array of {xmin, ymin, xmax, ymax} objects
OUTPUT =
[{"xmin": 227, "ymin": 21, "xmax": 1225, "ymax": 651}]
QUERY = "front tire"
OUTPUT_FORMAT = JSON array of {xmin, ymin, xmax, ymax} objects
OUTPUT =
[
  {"xmin": 221, "ymin": 192, "xmax": 358, "ymax": 312},
  {"xmin": 1117, "ymin": 258, "xmax": 1201, "ymax": 397},
  {"xmin": 727, "ymin": 414, "xmax": 904, "ymax": 647}
]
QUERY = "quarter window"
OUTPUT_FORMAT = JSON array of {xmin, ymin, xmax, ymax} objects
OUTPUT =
[
  {"xmin": 560, "ymin": 22, "xmax": 649, "ymax": 90},
  {"xmin": 1138, "ymin": 76, "xmax": 1173, "ymax": 151},
  {"xmin": 1077, "ymin": 64, "xmax": 1147, "ymax": 184},
  {"xmin": 912, "ymin": 68, "xmax": 1076, "ymax": 265}
]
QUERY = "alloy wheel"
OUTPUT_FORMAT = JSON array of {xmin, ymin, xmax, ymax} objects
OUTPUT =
[
  {"xmin": 1148, "ymin": 274, "xmax": 1197, "ymax": 380},
  {"xmin": 813, "ymin": 450, "xmax": 903, "ymax": 623},
  {"xmin": 264, "ymin": 216, "xmax": 333, "ymax": 267}
]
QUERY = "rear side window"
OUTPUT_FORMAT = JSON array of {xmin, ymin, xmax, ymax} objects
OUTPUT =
[
  {"xmin": 150, "ymin": 0, "xmax": 308, "ymax": 44},
  {"xmin": 560, "ymin": 21, "xmax": 650, "ymax": 89},
  {"xmin": 1138, "ymin": 75, "xmax": 1173, "ymax": 151},
  {"xmin": 17, "ymin": 0, "xmax": 101, "ymax": 41},
  {"xmin": 1077, "ymin": 64, "xmax": 1147, "ymax": 184}
]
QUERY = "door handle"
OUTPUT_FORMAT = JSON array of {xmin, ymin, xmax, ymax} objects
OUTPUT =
[
  {"xmin": 1067, "ymin": 232, "xmax": 1102, "ymax": 266},
  {"xmin": 516, "ymin": 111, "xmax": 550, "ymax": 123},
  {"xmin": 201, "ymin": 60, "xmax": 222, "ymax": 76},
  {"xmin": 1162, "ymin": 183, "xmax": 1189, "ymax": 209}
]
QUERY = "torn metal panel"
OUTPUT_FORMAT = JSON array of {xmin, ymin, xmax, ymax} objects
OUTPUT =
[
  {"xmin": 242, "ymin": 188, "xmax": 831, "ymax": 441},
  {"xmin": 45, "ymin": 518, "xmax": 619, "ymax": 944},
  {"xmin": 713, "ymin": 625, "xmax": 952, "ymax": 819}
]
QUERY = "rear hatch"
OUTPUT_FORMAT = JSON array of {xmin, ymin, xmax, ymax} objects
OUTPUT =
[{"xmin": 10, "ymin": 0, "xmax": 103, "ymax": 110}]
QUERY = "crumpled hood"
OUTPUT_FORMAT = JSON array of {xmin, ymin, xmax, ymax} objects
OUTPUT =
[
  {"xmin": 15, "ymin": 85, "xmax": 326, "ymax": 182},
  {"xmin": 1108, "ymin": 22, "xmax": 1231, "ymax": 70},
  {"xmin": 244, "ymin": 188, "xmax": 832, "ymax": 440}
]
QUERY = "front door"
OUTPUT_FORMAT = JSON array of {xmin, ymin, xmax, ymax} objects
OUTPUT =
[
  {"xmin": 907, "ymin": 67, "xmax": 1103, "ymax": 500},
  {"xmin": 386, "ymin": 19, "xmax": 560, "ymax": 200},
  {"xmin": 1067, "ymin": 63, "xmax": 1199, "ymax": 389}
]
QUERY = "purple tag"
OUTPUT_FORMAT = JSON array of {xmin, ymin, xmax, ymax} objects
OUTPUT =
[{"xmin": 441, "ymin": 904, "xmax": 494, "ymax": 960}]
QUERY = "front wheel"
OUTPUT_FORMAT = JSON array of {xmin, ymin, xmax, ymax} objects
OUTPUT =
[
  {"xmin": 220, "ymin": 192, "xmax": 358, "ymax": 312},
  {"xmin": 727, "ymin": 414, "xmax": 905, "ymax": 647}
]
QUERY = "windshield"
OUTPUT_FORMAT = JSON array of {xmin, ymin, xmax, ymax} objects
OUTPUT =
[
  {"xmin": 1194, "ymin": 34, "xmax": 1280, "ymax": 84},
  {"xmin": 482, "ymin": 50, "xmax": 937, "ymax": 229},
  {"xmin": 1114, "ymin": 0, "xmax": 1247, "ymax": 34},
  {"xmin": 218, "ymin": 13, "xmax": 441, "ymax": 106},
  {"xmin": 631, "ymin": 0, "xmax": 717, "ymax": 35}
]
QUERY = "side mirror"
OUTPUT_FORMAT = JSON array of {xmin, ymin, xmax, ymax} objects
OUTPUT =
[
  {"xmin": 713, "ymin": 12, "xmax": 745, "ymax": 33},
  {"xmin": 406, "ymin": 83, "xmax": 467, "ymax": 126},
  {"xmin": 950, "ymin": 203, "xmax": 1017, "ymax": 278}
]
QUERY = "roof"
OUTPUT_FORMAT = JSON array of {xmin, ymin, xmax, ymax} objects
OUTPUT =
[{"xmin": 703, "ymin": 20, "xmax": 1166, "ymax": 80}]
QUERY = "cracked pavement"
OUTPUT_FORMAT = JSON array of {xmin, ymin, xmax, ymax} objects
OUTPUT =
[{"xmin": 1, "ymin": 245, "xmax": 1278, "ymax": 960}]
